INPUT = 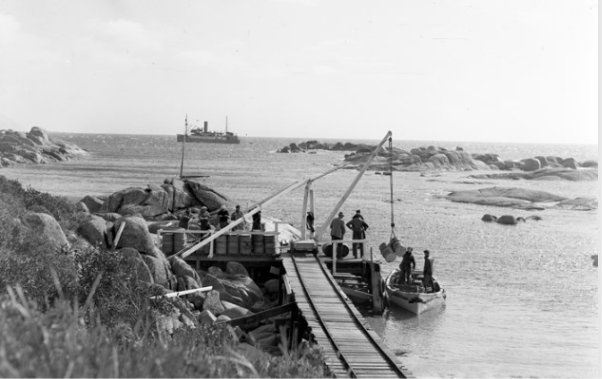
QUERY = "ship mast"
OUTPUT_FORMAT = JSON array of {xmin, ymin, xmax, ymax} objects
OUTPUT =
[
  {"xmin": 225, "ymin": 116, "xmax": 228, "ymax": 133},
  {"xmin": 179, "ymin": 115, "xmax": 187, "ymax": 178}
]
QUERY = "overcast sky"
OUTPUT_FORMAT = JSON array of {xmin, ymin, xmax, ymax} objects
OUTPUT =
[{"xmin": 0, "ymin": 0, "xmax": 597, "ymax": 144}]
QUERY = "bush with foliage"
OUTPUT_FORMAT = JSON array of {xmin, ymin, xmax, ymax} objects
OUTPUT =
[{"xmin": 0, "ymin": 176, "xmax": 330, "ymax": 377}]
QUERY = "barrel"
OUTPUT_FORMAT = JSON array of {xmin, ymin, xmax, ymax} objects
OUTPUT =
[
  {"xmin": 161, "ymin": 228, "xmax": 187, "ymax": 256},
  {"xmin": 215, "ymin": 235, "xmax": 228, "ymax": 255},
  {"xmin": 264, "ymin": 233, "xmax": 277, "ymax": 255},
  {"xmin": 239, "ymin": 234, "xmax": 252, "ymax": 255},
  {"xmin": 379, "ymin": 242, "xmax": 396, "ymax": 262},
  {"xmin": 227, "ymin": 234, "xmax": 239, "ymax": 255},
  {"xmin": 252, "ymin": 234, "xmax": 264, "ymax": 255}
]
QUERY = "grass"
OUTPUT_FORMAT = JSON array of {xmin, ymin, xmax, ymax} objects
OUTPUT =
[{"xmin": 0, "ymin": 175, "xmax": 330, "ymax": 377}]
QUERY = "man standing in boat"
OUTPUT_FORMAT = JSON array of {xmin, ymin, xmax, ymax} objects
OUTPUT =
[
  {"xmin": 399, "ymin": 247, "xmax": 416, "ymax": 286},
  {"xmin": 422, "ymin": 250, "xmax": 434, "ymax": 291},
  {"xmin": 346, "ymin": 210, "xmax": 369, "ymax": 258}
]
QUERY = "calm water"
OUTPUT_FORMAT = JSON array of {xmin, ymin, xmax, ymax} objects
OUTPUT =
[{"xmin": 1, "ymin": 134, "xmax": 599, "ymax": 378}]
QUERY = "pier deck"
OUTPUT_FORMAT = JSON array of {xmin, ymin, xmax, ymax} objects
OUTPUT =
[{"xmin": 282, "ymin": 253, "xmax": 411, "ymax": 378}]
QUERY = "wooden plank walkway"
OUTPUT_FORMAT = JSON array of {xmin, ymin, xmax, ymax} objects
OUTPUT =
[{"xmin": 282, "ymin": 253, "xmax": 411, "ymax": 378}]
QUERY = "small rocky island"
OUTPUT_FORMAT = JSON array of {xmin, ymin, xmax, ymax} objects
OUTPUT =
[
  {"xmin": 277, "ymin": 140, "xmax": 598, "ymax": 179},
  {"xmin": 0, "ymin": 127, "xmax": 87, "ymax": 167}
]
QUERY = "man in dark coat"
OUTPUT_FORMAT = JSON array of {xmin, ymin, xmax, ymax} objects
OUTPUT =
[
  {"xmin": 330, "ymin": 212, "xmax": 346, "ymax": 241},
  {"xmin": 422, "ymin": 250, "xmax": 434, "ymax": 291},
  {"xmin": 346, "ymin": 210, "xmax": 369, "ymax": 258},
  {"xmin": 399, "ymin": 247, "xmax": 416, "ymax": 285}
]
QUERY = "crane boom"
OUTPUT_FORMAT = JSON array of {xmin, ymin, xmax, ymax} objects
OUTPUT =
[{"xmin": 313, "ymin": 131, "xmax": 392, "ymax": 242}]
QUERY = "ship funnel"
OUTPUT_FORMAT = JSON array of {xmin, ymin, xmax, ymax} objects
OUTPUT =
[{"xmin": 204, "ymin": 121, "xmax": 208, "ymax": 133}]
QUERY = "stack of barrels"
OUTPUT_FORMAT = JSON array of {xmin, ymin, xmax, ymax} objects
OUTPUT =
[
  {"xmin": 214, "ymin": 232, "xmax": 279, "ymax": 255},
  {"xmin": 161, "ymin": 228, "xmax": 187, "ymax": 256}
]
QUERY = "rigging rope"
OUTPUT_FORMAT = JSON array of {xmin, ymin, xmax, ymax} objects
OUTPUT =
[{"xmin": 388, "ymin": 136, "xmax": 396, "ymax": 238}]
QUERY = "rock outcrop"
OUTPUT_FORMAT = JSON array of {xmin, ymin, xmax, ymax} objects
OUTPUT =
[
  {"xmin": 448, "ymin": 186, "xmax": 597, "ymax": 211},
  {"xmin": 79, "ymin": 180, "xmax": 229, "ymax": 221},
  {"xmin": 277, "ymin": 139, "xmax": 597, "ymax": 176},
  {"xmin": 277, "ymin": 140, "xmax": 373, "ymax": 153},
  {"xmin": 0, "ymin": 127, "xmax": 87, "ymax": 167}
]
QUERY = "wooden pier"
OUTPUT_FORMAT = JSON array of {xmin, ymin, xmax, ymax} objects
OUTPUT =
[{"xmin": 282, "ymin": 252, "xmax": 411, "ymax": 378}]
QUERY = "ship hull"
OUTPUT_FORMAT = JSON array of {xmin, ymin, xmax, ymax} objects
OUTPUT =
[{"xmin": 177, "ymin": 134, "xmax": 240, "ymax": 144}]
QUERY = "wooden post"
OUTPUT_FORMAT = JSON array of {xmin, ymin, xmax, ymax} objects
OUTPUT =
[
  {"xmin": 300, "ymin": 181, "xmax": 311, "ymax": 239},
  {"xmin": 370, "ymin": 247, "xmax": 384, "ymax": 313},
  {"xmin": 309, "ymin": 189, "xmax": 315, "ymax": 219},
  {"xmin": 112, "ymin": 222, "xmax": 126, "ymax": 251},
  {"xmin": 332, "ymin": 241, "xmax": 338, "ymax": 275}
]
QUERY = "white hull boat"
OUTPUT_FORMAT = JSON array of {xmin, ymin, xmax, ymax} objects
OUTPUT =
[{"xmin": 385, "ymin": 269, "xmax": 446, "ymax": 315}]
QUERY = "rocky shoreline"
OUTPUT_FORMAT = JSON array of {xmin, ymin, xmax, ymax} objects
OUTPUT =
[
  {"xmin": 0, "ymin": 127, "xmax": 87, "ymax": 167},
  {"xmin": 277, "ymin": 140, "xmax": 598, "ymax": 178}
]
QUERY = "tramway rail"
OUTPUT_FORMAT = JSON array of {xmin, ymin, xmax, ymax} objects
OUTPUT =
[{"xmin": 285, "ymin": 253, "xmax": 409, "ymax": 378}]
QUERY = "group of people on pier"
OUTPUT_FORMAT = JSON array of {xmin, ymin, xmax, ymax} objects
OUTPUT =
[
  {"xmin": 328, "ymin": 209, "xmax": 370, "ymax": 258},
  {"xmin": 178, "ymin": 204, "xmax": 263, "ymax": 240}
]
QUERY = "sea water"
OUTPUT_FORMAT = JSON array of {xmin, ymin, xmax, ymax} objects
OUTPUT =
[{"xmin": 1, "ymin": 134, "xmax": 599, "ymax": 378}]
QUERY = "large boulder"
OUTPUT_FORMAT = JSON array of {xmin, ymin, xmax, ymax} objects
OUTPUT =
[
  {"xmin": 141, "ymin": 252, "xmax": 176, "ymax": 290},
  {"xmin": 76, "ymin": 214, "xmax": 112, "ymax": 249},
  {"xmin": 106, "ymin": 187, "xmax": 149, "ymax": 213},
  {"xmin": 113, "ymin": 216, "xmax": 157, "ymax": 255},
  {"xmin": 496, "ymin": 215, "xmax": 519, "ymax": 225},
  {"xmin": 169, "ymin": 255, "xmax": 202, "ymax": 284},
  {"xmin": 560, "ymin": 157, "xmax": 578, "ymax": 169},
  {"xmin": 481, "ymin": 214, "xmax": 497, "ymax": 222},
  {"xmin": 23, "ymin": 212, "xmax": 70, "ymax": 251},
  {"xmin": 80, "ymin": 195, "xmax": 105, "ymax": 213},
  {"xmin": 183, "ymin": 180, "xmax": 229, "ymax": 211},
  {"xmin": 26, "ymin": 127, "xmax": 52, "ymax": 145},
  {"xmin": 119, "ymin": 247, "xmax": 154, "ymax": 284},
  {"xmin": 520, "ymin": 158, "xmax": 541, "ymax": 172}
]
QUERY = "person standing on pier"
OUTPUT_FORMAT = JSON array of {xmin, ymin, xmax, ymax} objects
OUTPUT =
[
  {"xmin": 399, "ymin": 247, "xmax": 416, "ymax": 286},
  {"xmin": 422, "ymin": 250, "xmax": 434, "ymax": 291},
  {"xmin": 216, "ymin": 205, "xmax": 230, "ymax": 229},
  {"xmin": 330, "ymin": 212, "xmax": 346, "ymax": 241},
  {"xmin": 230, "ymin": 205, "xmax": 245, "ymax": 230},
  {"xmin": 252, "ymin": 210, "xmax": 262, "ymax": 231},
  {"xmin": 346, "ymin": 210, "xmax": 369, "ymax": 258},
  {"xmin": 198, "ymin": 207, "xmax": 213, "ymax": 240},
  {"xmin": 306, "ymin": 211, "xmax": 315, "ymax": 237}
]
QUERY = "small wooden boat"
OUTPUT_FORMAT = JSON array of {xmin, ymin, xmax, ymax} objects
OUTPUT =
[{"xmin": 384, "ymin": 269, "xmax": 446, "ymax": 315}]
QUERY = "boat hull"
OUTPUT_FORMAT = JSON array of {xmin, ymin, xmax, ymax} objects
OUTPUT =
[
  {"xmin": 176, "ymin": 134, "xmax": 240, "ymax": 144},
  {"xmin": 385, "ymin": 269, "xmax": 445, "ymax": 315}
]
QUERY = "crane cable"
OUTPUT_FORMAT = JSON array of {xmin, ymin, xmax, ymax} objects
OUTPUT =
[{"xmin": 388, "ymin": 136, "xmax": 396, "ymax": 239}]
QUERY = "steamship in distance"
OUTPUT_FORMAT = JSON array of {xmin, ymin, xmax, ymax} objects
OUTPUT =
[{"xmin": 176, "ymin": 117, "xmax": 240, "ymax": 144}]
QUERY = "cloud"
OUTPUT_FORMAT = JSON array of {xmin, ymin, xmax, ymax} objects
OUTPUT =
[
  {"xmin": 90, "ymin": 19, "xmax": 163, "ymax": 52},
  {"xmin": 0, "ymin": 13, "xmax": 20, "ymax": 45}
]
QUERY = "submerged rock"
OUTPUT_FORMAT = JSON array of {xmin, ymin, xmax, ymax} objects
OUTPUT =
[
  {"xmin": 446, "ymin": 186, "xmax": 594, "ymax": 211},
  {"xmin": 469, "ymin": 167, "xmax": 598, "ymax": 181}
]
